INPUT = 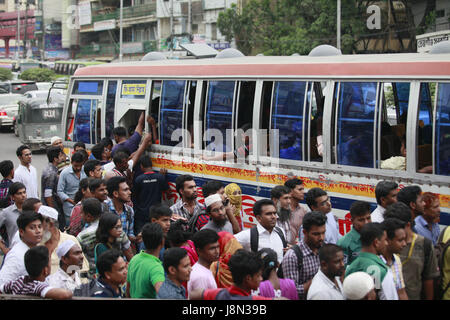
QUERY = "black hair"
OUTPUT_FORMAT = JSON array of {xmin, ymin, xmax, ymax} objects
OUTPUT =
[
  {"xmin": 88, "ymin": 178, "xmax": 106, "ymax": 193},
  {"xmin": 397, "ymin": 186, "xmax": 422, "ymax": 208},
  {"xmin": 302, "ymin": 211, "xmax": 327, "ymax": 231},
  {"xmin": 74, "ymin": 142, "xmax": 86, "ymax": 150},
  {"xmin": 91, "ymin": 143, "xmax": 105, "ymax": 160},
  {"xmin": 17, "ymin": 211, "xmax": 43, "ymax": 231},
  {"xmin": 81, "ymin": 198, "xmax": 102, "ymax": 218},
  {"xmin": 375, "ymin": 181, "xmax": 398, "ymax": 205},
  {"xmin": 0, "ymin": 160, "xmax": 14, "ymax": 178},
  {"xmin": 83, "ymin": 159, "xmax": 101, "ymax": 176},
  {"xmin": 149, "ymin": 203, "xmax": 172, "ymax": 220},
  {"xmin": 74, "ymin": 178, "xmax": 91, "ymax": 203},
  {"xmin": 252, "ymin": 199, "xmax": 275, "ymax": 217},
  {"xmin": 96, "ymin": 213, "xmax": 121, "ymax": 244},
  {"xmin": 139, "ymin": 154, "xmax": 153, "ymax": 169},
  {"xmin": 319, "ymin": 243, "xmax": 343, "ymax": 263},
  {"xmin": 305, "ymin": 187, "xmax": 327, "ymax": 210},
  {"xmin": 284, "ymin": 178, "xmax": 303, "ymax": 190},
  {"xmin": 360, "ymin": 222, "xmax": 385, "ymax": 247},
  {"xmin": 382, "ymin": 218, "xmax": 406, "ymax": 240},
  {"xmin": 8, "ymin": 182, "xmax": 26, "ymax": 196},
  {"xmin": 46, "ymin": 146, "xmax": 62, "ymax": 163},
  {"xmin": 24, "ymin": 246, "xmax": 49, "ymax": 278},
  {"xmin": 100, "ymin": 137, "xmax": 113, "ymax": 149},
  {"xmin": 166, "ymin": 220, "xmax": 193, "ymax": 247},
  {"xmin": 257, "ymin": 248, "xmax": 278, "ymax": 281},
  {"xmin": 106, "ymin": 176, "xmax": 127, "ymax": 198},
  {"xmin": 16, "ymin": 145, "xmax": 30, "ymax": 157},
  {"xmin": 192, "ymin": 229, "xmax": 219, "ymax": 250},
  {"xmin": 163, "ymin": 247, "xmax": 188, "ymax": 274},
  {"xmin": 113, "ymin": 127, "xmax": 127, "ymax": 138},
  {"xmin": 71, "ymin": 151, "xmax": 85, "ymax": 163},
  {"xmin": 97, "ymin": 249, "xmax": 122, "ymax": 278},
  {"xmin": 142, "ymin": 223, "xmax": 164, "ymax": 250},
  {"xmin": 384, "ymin": 202, "xmax": 412, "ymax": 223},
  {"xmin": 270, "ymin": 185, "xmax": 291, "ymax": 200},
  {"xmin": 350, "ymin": 201, "xmax": 372, "ymax": 218},
  {"xmin": 228, "ymin": 249, "xmax": 263, "ymax": 286},
  {"xmin": 22, "ymin": 198, "xmax": 41, "ymax": 211},
  {"xmin": 78, "ymin": 149, "xmax": 89, "ymax": 162},
  {"xmin": 202, "ymin": 180, "xmax": 224, "ymax": 198},
  {"xmin": 175, "ymin": 174, "xmax": 195, "ymax": 196},
  {"xmin": 113, "ymin": 151, "xmax": 129, "ymax": 166}
]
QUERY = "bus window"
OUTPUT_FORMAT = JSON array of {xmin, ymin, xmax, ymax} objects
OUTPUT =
[
  {"xmin": 416, "ymin": 83, "xmax": 434, "ymax": 174},
  {"xmin": 160, "ymin": 80, "xmax": 186, "ymax": 147},
  {"xmin": 204, "ymin": 81, "xmax": 236, "ymax": 153},
  {"xmin": 186, "ymin": 81, "xmax": 197, "ymax": 149},
  {"xmin": 308, "ymin": 82, "xmax": 326, "ymax": 162},
  {"xmin": 332, "ymin": 82, "xmax": 377, "ymax": 168},
  {"xmin": 121, "ymin": 80, "xmax": 146, "ymax": 99},
  {"xmin": 105, "ymin": 81, "xmax": 117, "ymax": 139},
  {"xmin": 260, "ymin": 81, "xmax": 273, "ymax": 157},
  {"xmin": 272, "ymin": 81, "xmax": 307, "ymax": 161},
  {"xmin": 72, "ymin": 80, "xmax": 103, "ymax": 95},
  {"xmin": 73, "ymin": 99, "xmax": 93, "ymax": 144},
  {"xmin": 435, "ymin": 83, "xmax": 450, "ymax": 176},
  {"xmin": 149, "ymin": 80, "xmax": 161, "ymax": 144}
]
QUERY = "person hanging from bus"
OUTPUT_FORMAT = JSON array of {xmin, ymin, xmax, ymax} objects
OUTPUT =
[{"xmin": 111, "ymin": 111, "xmax": 146, "ymax": 157}]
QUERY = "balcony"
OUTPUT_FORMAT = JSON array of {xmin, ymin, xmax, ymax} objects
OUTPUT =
[
  {"xmin": 91, "ymin": 4, "xmax": 156, "ymax": 24},
  {"xmin": 77, "ymin": 40, "xmax": 158, "ymax": 58}
]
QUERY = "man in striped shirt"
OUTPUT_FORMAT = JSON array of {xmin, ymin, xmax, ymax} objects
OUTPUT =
[{"xmin": 0, "ymin": 246, "xmax": 72, "ymax": 299}]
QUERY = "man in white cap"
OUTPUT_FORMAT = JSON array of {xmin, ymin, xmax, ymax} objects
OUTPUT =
[
  {"xmin": 51, "ymin": 136, "xmax": 70, "ymax": 174},
  {"xmin": 38, "ymin": 205, "xmax": 90, "ymax": 280},
  {"xmin": 343, "ymin": 271, "xmax": 377, "ymax": 300},
  {"xmin": 46, "ymin": 240, "xmax": 83, "ymax": 292},
  {"xmin": 201, "ymin": 194, "xmax": 234, "ymax": 234}
]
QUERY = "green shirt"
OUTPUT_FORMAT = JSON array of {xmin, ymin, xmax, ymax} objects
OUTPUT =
[
  {"xmin": 337, "ymin": 228, "xmax": 362, "ymax": 266},
  {"xmin": 345, "ymin": 251, "xmax": 388, "ymax": 286},
  {"xmin": 127, "ymin": 251, "xmax": 165, "ymax": 298}
]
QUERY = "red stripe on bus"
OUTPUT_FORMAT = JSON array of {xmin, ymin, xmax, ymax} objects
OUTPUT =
[{"xmin": 74, "ymin": 61, "xmax": 450, "ymax": 77}]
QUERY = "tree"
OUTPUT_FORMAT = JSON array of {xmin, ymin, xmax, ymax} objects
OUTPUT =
[
  {"xmin": 19, "ymin": 68, "xmax": 56, "ymax": 82},
  {"xmin": 0, "ymin": 68, "xmax": 13, "ymax": 81}
]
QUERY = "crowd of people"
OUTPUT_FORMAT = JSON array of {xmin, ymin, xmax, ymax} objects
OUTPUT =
[{"xmin": 0, "ymin": 121, "xmax": 448, "ymax": 301}]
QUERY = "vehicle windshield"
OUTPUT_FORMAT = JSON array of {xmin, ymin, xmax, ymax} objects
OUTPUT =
[{"xmin": 24, "ymin": 105, "xmax": 63, "ymax": 123}]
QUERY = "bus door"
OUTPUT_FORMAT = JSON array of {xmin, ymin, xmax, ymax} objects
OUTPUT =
[
  {"xmin": 116, "ymin": 79, "xmax": 148, "ymax": 133},
  {"xmin": 64, "ymin": 80, "xmax": 104, "ymax": 145}
]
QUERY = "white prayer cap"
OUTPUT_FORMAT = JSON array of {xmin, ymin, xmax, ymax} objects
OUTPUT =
[
  {"xmin": 38, "ymin": 205, "xmax": 59, "ymax": 220},
  {"xmin": 50, "ymin": 136, "xmax": 62, "ymax": 145},
  {"xmin": 56, "ymin": 240, "xmax": 77, "ymax": 259},
  {"xmin": 204, "ymin": 194, "xmax": 222, "ymax": 208},
  {"xmin": 343, "ymin": 272, "xmax": 375, "ymax": 300}
]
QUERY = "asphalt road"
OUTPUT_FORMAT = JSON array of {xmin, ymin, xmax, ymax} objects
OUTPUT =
[{"xmin": 0, "ymin": 128, "xmax": 48, "ymax": 193}]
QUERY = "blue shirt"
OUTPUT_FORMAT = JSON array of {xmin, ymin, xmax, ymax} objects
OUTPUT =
[
  {"xmin": 414, "ymin": 215, "xmax": 440, "ymax": 246},
  {"xmin": 57, "ymin": 165, "xmax": 87, "ymax": 202},
  {"xmin": 157, "ymin": 278, "xmax": 186, "ymax": 299},
  {"xmin": 106, "ymin": 198, "xmax": 135, "ymax": 238}
]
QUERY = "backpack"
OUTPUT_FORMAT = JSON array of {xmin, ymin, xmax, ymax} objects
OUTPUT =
[{"xmin": 434, "ymin": 226, "xmax": 450, "ymax": 299}]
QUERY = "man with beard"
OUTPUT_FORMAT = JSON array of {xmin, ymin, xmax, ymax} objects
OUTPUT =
[
  {"xmin": 282, "ymin": 211, "xmax": 326, "ymax": 300},
  {"xmin": 307, "ymin": 244, "xmax": 346, "ymax": 300},
  {"xmin": 57, "ymin": 152, "xmax": 87, "ymax": 228},
  {"xmin": 271, "ymin": 185, "xmax": 295, "ymax": 247},
  {"xmin": 201, "ymin": 194, "xmax": 233, "ymax": 234}
]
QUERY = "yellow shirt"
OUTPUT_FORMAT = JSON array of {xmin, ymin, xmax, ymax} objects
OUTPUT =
[{"xmin": 442, "ymin": 227, "xmax": 450, "ymax": 300}]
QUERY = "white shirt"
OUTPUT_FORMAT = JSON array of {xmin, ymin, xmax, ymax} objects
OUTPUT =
[
  {"xmin": 13, "ymin": 164, "xmax": 38, "ymax": 198},
  {"xmin": 187, "ymin": 263, "xmax": 217, "ymax": 299},
  {"xmin": 307, "ymin": 269, "xmax": 345, "ymax": 300},
  {"xmin": 325, "ymin": 212, "xmax": 342, "ymax": 245},
  {"xmin": 235, "ymin": 222, "xmax": 285, "ymax": 264},
  {"xmin": 371, "ymin": 205, "xmax": 386, "ymax": 223},
  {"xmin": 46, "ymin": 267, "xmax": 82, "ymax": 292},
  {"xmin": 0, "ymin": 239, "xmax": 30, "ymax": 286},
  {"xmin": 379, "ymin": 268, "xmax": 399, "ymax": 300}
]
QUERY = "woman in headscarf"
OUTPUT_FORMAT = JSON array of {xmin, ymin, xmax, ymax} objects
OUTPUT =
[
  {"xmin": 224, "ymin": 183, "xmax": 244, "ymax": 231},
  {"xmin": 210, "ymin": 231, "xmax": 243, "ymax": 288}
]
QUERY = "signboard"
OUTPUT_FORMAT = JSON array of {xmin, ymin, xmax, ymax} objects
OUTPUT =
[
  {"xmin": 416, "ymin": 30, "xmax": 450, "ymax": 53},
  {"xmin": 122, "ymin": 42, "xmax": 144, "ymax": 54},
  {"xmin": 121, "ymin": 83, "xmax": 146, "ymax": 96},
  {"xmin": 94, "ymin": 19, "xmax": 116, "ymax": 32},
  {"xmin": 78, "ymin": 1, "xmax": 92, "ymax": 26}
]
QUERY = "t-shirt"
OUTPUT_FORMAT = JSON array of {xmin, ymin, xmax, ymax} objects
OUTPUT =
[
  {"xmin": 0, "ymin": 275, "xmax": 52, "ymax": 298},
  {"xmin": 127, "ymin": 251, "xmax": 165, "ymax": 298},
  {"xmin": 111, "ymin": 131, "xmax": 142, "ymax": 156},
  {"xmin": 441, "ymin": 227, "xmax": 450, "ymax": 300},
  {"xmin": 337, "ymin": 227, "xmax": 362, "ymax": 266},
  {"xmin": 187, "ymin": 262, "xmax": 217, "ymax": 298}
]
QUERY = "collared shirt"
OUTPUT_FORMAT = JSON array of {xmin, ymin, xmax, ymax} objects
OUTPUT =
[
  {"xmin": 414, "ymin": 215, "xmax": 440, "ymax": 246},
  {"xmin": 41, "ymin": 163, "xmax": 62, "ymax": 209},
  {"xmin": 235, "ymin": 222, "xmax": 285, "ymax": 264},
  {"xmin": 289, "ymin": 203, "xmax": 307, "ymax": 244},
  {"xmin": 371, "ymin": 205, "xmax": 386, "ymax": 223},
  {"xmin": 0, "ymin": 275, "xmax": 52, "ymax": 298},
  {"xmin": 127, "ymin": 251, "xmax": 165, "ymax": 299},
  {"xmin": 0, "ymin": 203, "xmax": 21, "ymax": 245},
  {"xmin": 281, "ymin": 240, "xmax": 320, "ymax": 300},
  {"xmin": 170, "ymin": 199, "xmax": 205, "ymax": 222},
  {"xmin": 337, "ymin": 227, "xmax": 362, "ymax": 266},
  {"xmin": 0, "ymin": 239, "xmax": 30, "ymax": 286},
  {"xmin": 325, "ymin": 211, "xmax": 342, "ymax": 244},
  {"xmin": 92, "ymin": 278, "xmax": 123, "ymax": 298},
  {"xmin": 46, "ymin": 267, "xmax": 82, "ymax": 292},
  {"xmin": 57, "ymin": 165, "xmax": 87, "ymax": 203},
  {"xmin": 157, "ymin": 278, "xmax": 186, "ymax": 299},
  {"xmin": 13, "ymin": 164, "xmax": 38, "ymax": 198},
  {"xmin": 106, "ymin": 198, "xmax": 135, "ymax": 238},
  {"xmin": 307, "ymin": 269, "xmax": 345, "ymax": 300},
  {"xmin": 380, "ymin": 254, "xmax": 405, "ymax": 290}
]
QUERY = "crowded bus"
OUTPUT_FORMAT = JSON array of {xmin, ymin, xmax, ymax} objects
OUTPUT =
[{"xmin": 60, "ymin": 50, "xmax": 450, "ymax": 233}]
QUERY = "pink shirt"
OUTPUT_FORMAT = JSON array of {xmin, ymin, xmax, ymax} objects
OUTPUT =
[{"xmin": 187, "ymin": 262, "xmax": 217, "ymax": 298}]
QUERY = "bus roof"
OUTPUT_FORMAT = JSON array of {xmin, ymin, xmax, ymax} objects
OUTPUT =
[
  {"xmin": 55, "ymin": 60, "xmax": 106, "ymax": 66},
  {"xmin": 73, "ymin": 53, "xmax": 450, "ymax": 78}
]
